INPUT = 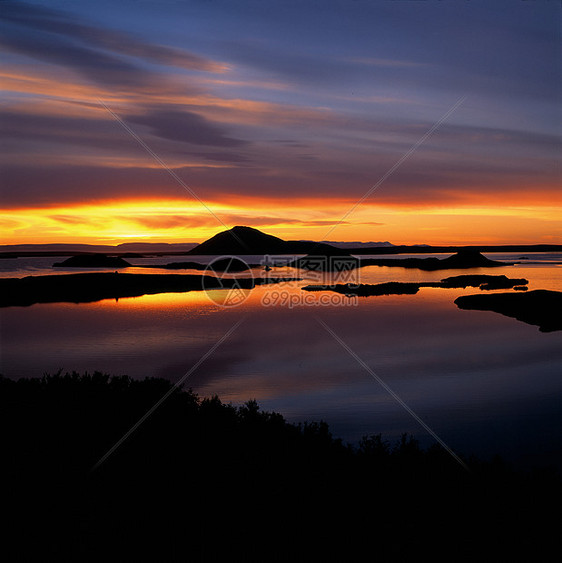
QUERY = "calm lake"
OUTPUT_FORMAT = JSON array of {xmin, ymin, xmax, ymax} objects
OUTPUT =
[{"xmin": 1, "ymin": 253, "xmax": 561, "ymax": 470}]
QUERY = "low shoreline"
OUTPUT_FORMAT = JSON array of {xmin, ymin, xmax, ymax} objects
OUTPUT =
[
  {"xmin": 0, "ymin": 272, "xmax": 300, "ymax": 307},
  {"xmin": 455, "ymin": 289, "xmax": 562, "ymax": 332},
  {"xmin": 302, "ymin": 274, "xmax": 530, "ymax": 296}
]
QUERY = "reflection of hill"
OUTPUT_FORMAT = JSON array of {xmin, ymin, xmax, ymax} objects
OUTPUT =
[
  {"xmin": 2, "ymin": 373, "xmax": 559, "ymax": 562},
  {"xmin": 455, "ymin": 289, "xmax": 562, "ymax": 332}
]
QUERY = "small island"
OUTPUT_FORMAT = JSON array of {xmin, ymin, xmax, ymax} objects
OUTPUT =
[
  {"xmin": 0, "ymin": 272, "xmax": 300, "ymax": 307},
  {"xmin": 439, "ymin": 274, "xmax": 529, "ymax": 289},
  {"xmin": 291, "ymin": 248, "xmax": 513, "ymax": 272},
  {"xmin": 53, "ymin": 254, "xmax": 132, "ymax": 268},
  {"xmin": 454, "ymin": 290, "xmax": 562, "ymax": 332},
  {"xmin": 303, "ymin": 281, "xmax": 422, "ymax": 296},
  {"xmin": 302, "ymin": 274, "xmax": 529, "ymax": 297},
  {"xmin": 139, "ymin": 257, "xmax": 253, "ymax": 272},
  {"xmin": 358, "ymin": 248, "xmax": 513, "ymax": 271}
]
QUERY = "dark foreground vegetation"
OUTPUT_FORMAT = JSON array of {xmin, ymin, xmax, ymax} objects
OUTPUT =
[{"xmin": 2, "ymin": 373, "xmax": 560, "ymax": 562}]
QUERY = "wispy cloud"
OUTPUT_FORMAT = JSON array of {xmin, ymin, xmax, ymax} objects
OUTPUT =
[
  {"xmin": 125, "ymin": 105, "xmax": 248, "ymax": 148},
  {"xmin": 0, "ymin": 1, "xmax": 228, "ymax": 91}
]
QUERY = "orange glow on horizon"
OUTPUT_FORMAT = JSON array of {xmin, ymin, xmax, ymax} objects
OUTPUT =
[{"xmin": 1, "ymin": 197, "xmax": 560, "ymax": 247}]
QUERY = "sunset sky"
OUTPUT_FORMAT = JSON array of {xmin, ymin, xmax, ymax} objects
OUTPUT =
[{"xmin": 1, "ymin": 0, "xmax": 560, "ymax": 246}]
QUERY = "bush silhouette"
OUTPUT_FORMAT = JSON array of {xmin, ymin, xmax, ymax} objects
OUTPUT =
[{"xmin": 1, "ymin": 372, "xmax": 560, "ymax": 562}]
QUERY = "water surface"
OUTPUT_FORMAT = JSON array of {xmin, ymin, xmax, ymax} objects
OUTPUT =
[{"xmin": 1, "ymin": 254, "xmax": 560, "ymax": 470}]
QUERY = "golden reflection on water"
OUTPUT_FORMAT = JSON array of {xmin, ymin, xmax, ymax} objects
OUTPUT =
[
  {"xmin": 115, "ymin": 290, "xmax": 218, "ymax": 310},
  {"xmin": 78, "ymin": 261, "xmax": 562, "ymax": 314}
]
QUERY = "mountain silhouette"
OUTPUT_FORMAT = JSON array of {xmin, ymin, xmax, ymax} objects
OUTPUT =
[
  {"xmin": 187, "ymin": 226, "xmax": 349, "ymax": 255},
  {"xmin": 438, "ymin": 248, "xmax": 506, "ymax": 268}
]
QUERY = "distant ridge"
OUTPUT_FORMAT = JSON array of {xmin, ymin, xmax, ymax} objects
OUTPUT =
[
  {"xmin": 1, "ymin": 233, "xmax": 561, "ymax": 259},
  {"xmin": 187, "ymin": 226, "xmax": 350, "ymax": 256},
  {"xmin": 345, "ymin": 243, "xmax": 562, "ymax": 255},
  {"xmin": 0, "ymin": 242, "xmax": 198, "ymax": 257},
  {"xmin": 301, "ymin": 240, "xmax": 395, "ymax": 250}
]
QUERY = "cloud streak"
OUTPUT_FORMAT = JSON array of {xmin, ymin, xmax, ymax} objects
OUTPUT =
[
  {"xmin": 0, "ymin": 1, "xmax": 227, "ymax": 79},
  {"xmin": 125, "ymin": 106, "xmax": 247, "ymax": 147}
]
